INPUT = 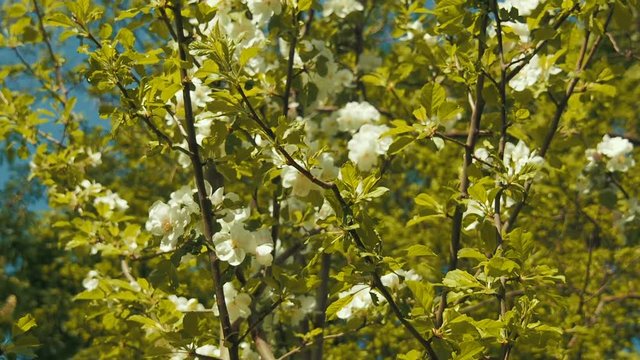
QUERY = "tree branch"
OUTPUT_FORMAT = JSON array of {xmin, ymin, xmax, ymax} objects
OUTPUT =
[
  {"xmin": 172, "ymin": 2, "xmax": 238, "ymax": 358},
  {"xmin": 435, "ymin": 11, "xmax": 489, "ymax": 329}
]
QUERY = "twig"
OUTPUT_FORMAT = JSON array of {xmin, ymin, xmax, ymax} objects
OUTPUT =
[
  {"xmin": 504, "ymin": 7, "xmax": 614, "ymax": 232},
  {"xmin": 435, "ymin": 11, "xmax": 489, "ymax": 329},
  {"xmin": 172, "ymin": 2, "xmax": 238, "ymax": 358}
]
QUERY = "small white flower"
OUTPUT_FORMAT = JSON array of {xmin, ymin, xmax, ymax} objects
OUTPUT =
[
  {"xmin": 195, "ymin": 344, "xmax": 220, "ymax": 358},
  {"xmin": 503, "ymin": 140, "xmax": 544, "ymax": 176},
  {"xmin": 348, "ymin": 124, "xmax": 392, "ymax": 171},
  {"xmin": 586, "ymin": 135, "xmax": 635, "ymax": 172},
  {"xmin": 336, "ymin": 101, "xmax": 381, "ymax": 132},
  {"xmin": 94, "ymin": 190, "xmax": 129, "ymax": 211},
  {"xmin": 282, "ymin": 164, "xmax": 320, "ymax": 197},
  {"xmin": 82, "ymin": 270, "xmax": 100, "ymax": 291},
  {"xmin": 323, "ymin": 0, "xmax": 363, "ymax": 18},
  {"xmin": 380, "ymin": 273, "xmax": 400, "ymax": 290},
  {"xmin": 509, "ymin": 55, "xmax": 560, "ymax": 92},
  {"xmin": 86, "ymin": 148, "xmax": 102, "ymax": 167},
  {"xmin": 168, "ymin": 295, "xmax": 205, "ymax": 312},
  {"xmin": 336, "ymin": 284, "xmax": 384, "ymax": 319},
  {"xmin": 503, "ymin": 21, "xmax": 530, "ymax": 42},
  {"xmin": 501, "ymin": 0, "xmax": 541, "ymax": 16},
  {"xmin": 169, "ymin": 186, "xmax": 199, "ymax": 214},
  {"xmin": 145, "ymin": 201, "xmax": 190, "ymax": 251},
  {"xmin": 245, "ymin": 0, "xmax": 282, "ymax": 26},
  {"xmin": 214, "ymin": 221, "xmax": 254, "ymax": 266},
  {"xmin": 215, "ymin": 283, "xmax": 252, "ymax": 323}
]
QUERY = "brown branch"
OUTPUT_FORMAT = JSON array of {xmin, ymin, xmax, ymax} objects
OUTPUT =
[
  {"xmin": 435, "ymin": 11, "xmax": 489, "ymax": 329},
  {"xmin": 32, "ymin": 0, "xmax": 67, "ymax": 100},
  {"xmin": 311, "ymin": 253, "xmax": 331, "ymax": 360},
  {"xmin": 172, "ymin": 2, "xmax": 238, "ymax": 359},
  {"xmin": 504, "ymin": 7, "xmax": 614, "ymax": 232},
  {"xmin": 235, "ymin": 76, "xmax": 438, "ymax": 360}
]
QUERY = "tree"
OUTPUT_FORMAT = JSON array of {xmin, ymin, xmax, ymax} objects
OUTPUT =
[{"xmin": 1, "ymin": 0, "xmax": 639, "ymax": 358}]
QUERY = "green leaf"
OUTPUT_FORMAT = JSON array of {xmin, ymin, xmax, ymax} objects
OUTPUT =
[
  {"xmin": 415, "ymin": 193, "xmax": 440, "ymax": 211},
  {"xmin": 458, "ymin": 248, "xmax": 488, "ymax": 262},
  {"xmin": 406, "ymin": 280, "xmax": 434, "ymax": 311},
  {"xmin": 405, "ymin": 244, "xmax": 436, "ymax": 257},
  {"xmin": 326, "ymin": 294, "xmax": 354, "ymax": 320},
  {"xmin": 453, "ymin": 341, "xmax": 485, "ymax": 360},
  {"xmin": 421, "ymin": 83, "xmax": 446, "ymax": 118},
  {"xmin": 298, "ymin": 0, "xmax": 313, "ymax": 11},
  {"xmin": 443, "ymin": 270, "xmax": 482, "ymax": 289},
  {"xmin": 15, "ymin": 314, "xmax": 37, "ymax": 332},
  {"xmin": 388, "ymin": 136, "xmax": 415, "ymax": 154}
]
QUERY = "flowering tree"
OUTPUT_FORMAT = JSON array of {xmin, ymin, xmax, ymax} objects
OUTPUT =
[{"xmin": 1, "ymin": 0, "xmax": 640, "ymax": 359}]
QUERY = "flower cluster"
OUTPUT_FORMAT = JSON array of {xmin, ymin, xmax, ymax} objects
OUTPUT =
[
  {"xmin": 213, "ymin": 208, "xmax": 274, "ymax": 267},
  {"xmin": 336, "ymin": 271, "xmax": 418, "ymax": 319},
  {"xmin": 281, "ymin": 153, "xmax": 339, "ymax": 197},
  {"xmin": 213, "ymin": 282, "xmax": 252, "ymax": 323},
  {"xmin": 509, "ymin": 55, "xmax": 561, "ymax": 92},
  {"xmin": 585, "ymin": 135, "xmax": 635, "ymax": 173},
  {"xmin": 335, "ymin": 101, "xmax": 381, "ymax": 133},
  {"xmin": 145, "ymin": 183, "xmax": 233, "ymax": 252},
  {"xmin": 348, "ymin": 124, "xmax": 392, "ymax": 171}
]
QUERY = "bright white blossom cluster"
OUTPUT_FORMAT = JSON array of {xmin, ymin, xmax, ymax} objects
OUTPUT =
[
  {"xmin": 67, "ymin": 180, "xmax": 128, "ymax": 216},
  {"xmin": 168, "ymin": 295, "xmax": 205, "ymax": 312},
  {"xmin": 503, "ymin": 140, "xmax": 544, "ymax": 176},
  {"xmin": 336, "ymin": 271, "xmax": 419, "ymax": 319},
  {"xmin": 213, "ymin": 282, "xmax": 252, "ymax": 323},
  {"xmin": 212, "ymin": 208, "xmax": 274, "ymax": 266},
  {"xmin": 585, "ymin": 135, "xmax": 635, "ymax": 172},
  {"xmin": 501, "ymin": 0, "xmax": 541, "ymax": 16},
  {"xmin": 281, "ymin": 153, "xmax": 339, "ymax": 197},
  {"xmin": 146, "ymin": 183, "xmax": 234, "ymax": 252},
  {"xmin": 509, "ymin": 55, "xmax": 561, "ymax": 92},
  {"xmin": 336, "ymin": 101, "xmax": 381, "ymax": 132},
  {"xmin": 323, "ymin": 0, "xmax": 364, "ymax": 18},
  {"xmin": 348, "ymin": 124, "xmax": 392, "ymax": 171}
]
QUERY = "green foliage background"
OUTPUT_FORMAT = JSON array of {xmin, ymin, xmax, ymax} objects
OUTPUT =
[{"xmin": 0, "ymin": 0, "xmax": 639, "ymax": 359}]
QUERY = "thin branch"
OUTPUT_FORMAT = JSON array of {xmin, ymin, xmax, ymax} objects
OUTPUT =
[
  {"xmin": 172, "ymin": 2, "xmax": 238, "ymax": 359},
  {"xmin": 235, "ymin": 75, "xmax": 439, "ymax": 360},
  {"xmin": 504, "ymin": 7, "xmax": 614, "ymax": 232},
  {"xmin": 32, "ymin": 0, "xmax": 67, "ymax": 100},
  {"xmin": 505, "ymin": 3, "xmax": 580, "ymax": 81},
  {"xmin": 311, "ymin": 253, "xmax": 331, "ymax": 360},
  {"xmin": 435, "ymin": 11, "xmax": 489, "ymax": 329}
]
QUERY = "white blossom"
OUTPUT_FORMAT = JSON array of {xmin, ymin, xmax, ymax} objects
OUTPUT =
[
  {"xmin": 82, "ymin": 270, "xmax": 100, "ymax": 291},
  {"xmin": 336, "ymin": 284, "xmax": 384, "ymax": 319},
  {"xmin": 245, "ymin": 0, "xmax": 282, "ymax": 26},
  {"xmin": 586, "ymin": 135, "xmax": 635, "ymax": 172},
  {"xmin": 145, "ymin": 201, "xmax": 190, "ymax": 251},
  {"xmin": 323, "ymin": 0, "xmax": 363, "ymax": 18},
  {"xmin": 509, "ymin": 55, "xmax": 561, "ymax": 92},
  {"xmin": 503, "ymin": 21, "xmax": 530, "ymax": 42},
  {"xmin": 86, "ymin": 148, "xmax": 102, "ymax": 167},
  {"xmin": 336, "ymin": 101, "xmax": 381, "ymax": 132},
  {"xmin": 282, "ymin": 165, "xmax": 320, "ymax": 197},
  {"xmin": 94, "ymin": 190, "xmax": 129, "ymax": 212},
  {"xmin": 281, "ymin": 153, "xmax": 337, "ymax": 197},
  {"xmin": 503, "ymin": 140, "xmax": 544, "ymax": 176},
  {"xmin": 213, "ymin": 212, "xmax": 274, "ymax": 267},
  {"xmin": 195, "ymin": 345, "xmax": 220, "ymax": 358},
  {"xmin": 168, "ymin": 295, "xmax": 205, "ymax": 312},
  {"xmin": 169, "ymin": 186, "xmax": 199, "ymax": 214},
  {"xmin": 501, "ymin": 0, "xmax": 541, "ymax": 16},
  {"xmin": 214, "ymin": 282, "xmax": 252, "ymax": 323},
  {"xmin": 348, "ymin": 124, "xmax": 392, "ymax": 171}
]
